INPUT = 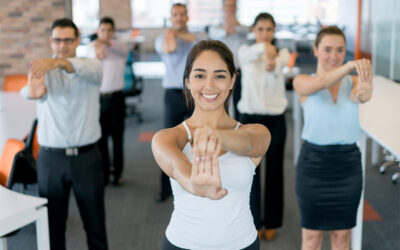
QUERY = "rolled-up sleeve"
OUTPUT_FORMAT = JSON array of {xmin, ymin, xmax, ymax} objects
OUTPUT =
[
  {"xmin": 20, "ymin": 80, "xmax": 48, "ymax": 102},
  {"xmin": 66, "ymin": 58, "xmax": 102, "ymax": 85}
]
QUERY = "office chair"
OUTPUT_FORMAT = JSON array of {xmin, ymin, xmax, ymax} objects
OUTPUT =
[
  {"xmin": 379, "ymin": 149, "xmax": 399, "ymax": 184},
  {"xmin": 3, "ymin": 74, "xmax": 28, "ymax": 92},
  {"xmin": 9, "ymin": 119, "xmax": 39, "ymax": 191},
  {"xmin": 0, "ymin": 139, "xmax": 25, "ymax": 188},
  {"xmin": 124, "ymin": 49, "xmax": 144, "ymax": 123}
]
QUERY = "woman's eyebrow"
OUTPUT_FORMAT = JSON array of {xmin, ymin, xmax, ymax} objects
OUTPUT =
[
  {"xmin": 192, "ymin": 68, "xmax": 228, "ymax": 73},
  {"xmin": 214, "ymin": 69, "xmax": 228, "ymax": 73}
]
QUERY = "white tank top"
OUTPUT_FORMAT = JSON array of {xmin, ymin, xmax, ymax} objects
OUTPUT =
[{"xmin": 165, "ymin": 121, "xmax": 257, "ymax": 250}]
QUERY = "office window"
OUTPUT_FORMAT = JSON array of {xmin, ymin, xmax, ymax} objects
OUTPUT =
[
  {"xmin": 393, "ymin": 1, "xmax": 400, "ymax": 81},
  {"xmin": 131, "ymin": 0, "xmax": 338, "ymax": 28},
  {"xmin": 372, "ymin": 0, "xmax": 394, "ymax": 78},
  {"xmin": 237, "ymin": 0, "xmax": 338, "ymax": 26},
  {"xmin": 131, "ymin": 0, "xmax": 221, "ymax": 28},
  {"xmin": 72, "ymin": 0, "xmax": 99, "ymax": 36}
]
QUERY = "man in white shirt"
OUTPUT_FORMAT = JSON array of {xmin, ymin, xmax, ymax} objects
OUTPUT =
[{"xmin": 90, "ymin": 17, "xmax": 133, "ymax": 186}]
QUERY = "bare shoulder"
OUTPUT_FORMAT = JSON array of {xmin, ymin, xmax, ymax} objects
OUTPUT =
[
  {"xmin": 293, "ymin": 74, "xmax": 314, "ymax": 87},
  {"xmin": 152, "ymin": 124, "xmax": 188, "ymax": 150}
]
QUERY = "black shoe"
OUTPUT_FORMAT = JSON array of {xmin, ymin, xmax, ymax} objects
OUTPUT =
[
  {"xmin": 104, "ymin": 178, "xmax": 110, "ymax": 186},
  {"xmin": 113, "ymin": 177, "xmax": 124, "ymax": 186},
  {"xmin": 155, "ymin": 193, "xmax": 171, "ymax": 203}
]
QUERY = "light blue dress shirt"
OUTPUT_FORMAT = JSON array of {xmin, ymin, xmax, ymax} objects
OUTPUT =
[
  {"xmin": 154, "ymin": 34, "xmax": 198, "ymax": 89},
  {"xmin": 21, "ymin": 58, "xmax": 102, "ymax": 148},
  {"xmin": 301, "ymin": 75, "xmax": 360, "ymax": 145}
]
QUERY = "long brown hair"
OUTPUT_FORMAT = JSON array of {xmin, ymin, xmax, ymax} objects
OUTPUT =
[{"xmin": 182, "ymin": 40, "xmax": 236, "ymax": 113}]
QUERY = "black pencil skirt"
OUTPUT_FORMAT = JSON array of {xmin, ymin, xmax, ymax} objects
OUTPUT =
[{"xmin": 296, "ymin": 141, "xmax": 362, "ymax": 230}]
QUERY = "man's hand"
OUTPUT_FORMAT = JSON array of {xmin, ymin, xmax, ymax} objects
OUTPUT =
[
  {"xmin": 27, "ymin": 71, "xmax": 47, "ymax": 99},
  {"xmin": 93, "ymin": 40, "xmax": 107, "ymax": 59},
  {"xmin": 225, "ymin": 16, "xmax": 238, "ymax": 35},
  {"xmin": 163, "ymin": 29, "xmax": 178, "ymax": 53},
  {"xmin": 30, "ymin": 58, "xmax": 60, "ymax": 78}
]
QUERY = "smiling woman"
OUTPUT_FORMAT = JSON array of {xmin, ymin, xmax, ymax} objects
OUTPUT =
[
  {"xmin": 293, "ymin": 26, "xmax": 373, "ymax": 250},
  {"xmin": 151, "ymin": 40, "xmax": 271, "ymax": 250}
]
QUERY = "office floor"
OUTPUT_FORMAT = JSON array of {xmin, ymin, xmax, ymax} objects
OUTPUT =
[{"xmin": 7, "ymin": 60, "xmax": 400, "ymax": 250}]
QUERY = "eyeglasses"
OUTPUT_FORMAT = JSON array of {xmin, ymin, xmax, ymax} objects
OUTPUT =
[{"xmin": 51, "ymin": 38, "xmax": 76, "ymax": 45}]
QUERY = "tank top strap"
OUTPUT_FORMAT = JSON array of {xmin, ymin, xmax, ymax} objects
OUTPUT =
[
  {"xmin": 234, "ymin": 122, "xmax": 241, "ymax": 130},
  {"xmin": 182, "ymin": 121, "xmax": 193, "ymax": 143}
]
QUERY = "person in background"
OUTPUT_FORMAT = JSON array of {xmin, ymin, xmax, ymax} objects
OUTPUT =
[
  {"xmin": 89, "ymin": 16, "xmax": 134, "ymax": 186},
  {"xmin": 237, "ymin": 12, "xmax": 290, "ymax": 240},
  {"xmin": 152, "ymin": 40, "xmax": 270, "ymax": 250},
  {"xmin": 154, "ymin": 3, "xmax": 199, "ymax": 202},
  {"xmin": 208, "ymin": 0, "xmax": 249, "ymax": 119},
  {"xmin": 21, "ymin": 18, "xmax": 107, "ymax": 250},
  {"xmin": 293, "ymin": 26, "xmax": 373, "ymax": 250}
]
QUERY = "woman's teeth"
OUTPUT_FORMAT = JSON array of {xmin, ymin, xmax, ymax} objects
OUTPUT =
[{"xmin": 202, "ymin": 94, "xmax": 218, "ymax": 99}]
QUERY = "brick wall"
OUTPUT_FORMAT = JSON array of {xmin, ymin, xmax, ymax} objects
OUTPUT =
[
  {"xmin": 0, "ymin": 0, "xmax": 66, "ymax": 88},
  {"xmin": 99, "ymin": 0, "xmax": 132, "ymax": 30}
]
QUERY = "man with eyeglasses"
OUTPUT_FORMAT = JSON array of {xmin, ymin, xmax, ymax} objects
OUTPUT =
[{"xmin": 20, "ymin": 18, "xmax": 108, "ymax": 250}]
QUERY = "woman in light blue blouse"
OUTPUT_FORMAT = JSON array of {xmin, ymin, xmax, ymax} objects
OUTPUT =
[{"xmin": 293, "ymin": 26, "xmax": 373, "ymax": 250}]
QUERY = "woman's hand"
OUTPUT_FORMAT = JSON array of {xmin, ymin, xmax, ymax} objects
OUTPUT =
[
  {"xmin": 265, "ymin": 43, "xmax": 277, "ymax": 71},
  {"xmin": 349, "ymin": 58, "xmax": 373, "ymax": 103},
  {"xmin": 190, "ymin": 127, "xmax": 227, "ymax": 199},
  {"xmin": 190, "ymin": 157, "xmax": 227, "ymax": 200}
]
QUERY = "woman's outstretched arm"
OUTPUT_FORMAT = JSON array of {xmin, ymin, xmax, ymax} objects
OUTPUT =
[{"xmin": 152, "ymin": 127, "xmax": 227, "ymax": 200}]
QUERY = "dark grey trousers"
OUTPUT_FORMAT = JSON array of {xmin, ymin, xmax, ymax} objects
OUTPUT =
[{"xmin": 37, "ymin": 146, "xmax": 108, "ymax": 250}]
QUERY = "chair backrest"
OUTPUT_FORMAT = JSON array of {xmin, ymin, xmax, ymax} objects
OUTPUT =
[
  {"xmin": 24, "ymin": 119, "xmax": 39, "ymax": 160},
  {"xmin": 3, "ymin": 74, "xmax": 28, "ymax": 92},
  {"xmin": 0, "ymin": 139, "xmax": 25, "ymax": 187},
  {"xmin": 124, "ymin": 52, "xmax": 143, "ymax": 97},
  {"xmin": 33, "ymin": 127, "xmax": 40, "ymax": 160}
]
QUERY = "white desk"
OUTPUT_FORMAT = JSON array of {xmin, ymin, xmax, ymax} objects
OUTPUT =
[
  {"xmin": 0, "ymin": 92, "xmax": 37, "ymax": 153},
  {"xmin": 132, "ymin": 61, "xmax": 166, "ymax": 80},
  {"xmin": 351, "ymin": 75, "xmax": 400, "ymax": 250},
  {"xmin": 0, "ymin": 186, "xmax": 49, "ymax": 250},
  {"xmin": 359, "ymin": 76, "xmax": 400, "ymax": 158}
]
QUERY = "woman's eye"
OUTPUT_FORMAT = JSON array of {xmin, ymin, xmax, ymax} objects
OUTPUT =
[
  {"xmin": 216, "ymin": 75, "xmax": 226, "ymax": 79},
  {"xmin": 194, "ymin": 74, "xmax": 204, "ymax": 79},
  {"xmin": 324, "ymin": 48, "xmax": 331, "ymax": 53}
]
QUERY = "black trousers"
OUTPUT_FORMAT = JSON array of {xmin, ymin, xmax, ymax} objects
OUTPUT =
[
  {"xmin": 240, "ymin": 113, "xmax": 286, "ymax": 229},
  {"xmin": 99, "ymin": 92, "xmax": 125, "ymax": 182},
  {"xmin": 159, "ymin": 89, "xmax": 192, "ymax": 196},
  {"xmin": 37, "ymin": 146, "xmax": 108, "ymax": 250}
]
